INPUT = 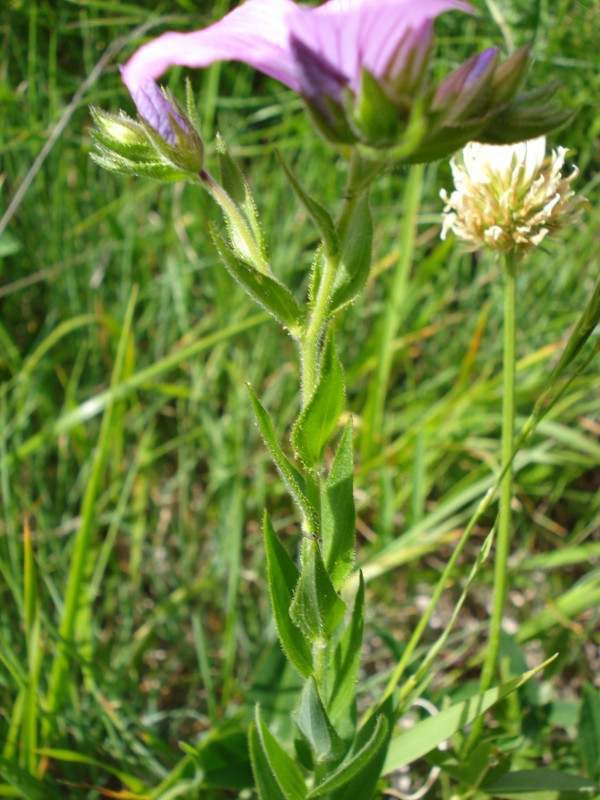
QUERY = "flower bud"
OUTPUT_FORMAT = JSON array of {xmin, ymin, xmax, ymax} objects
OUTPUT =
[{"xmin": 90, "ymin": 81, "xmax": 204, "ymax": 182}]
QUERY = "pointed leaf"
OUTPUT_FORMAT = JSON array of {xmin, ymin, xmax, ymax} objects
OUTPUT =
[
  {"xmin": 328, "ymin": 573, "xmax": 364, "ymax": 724},
  {"xmin": 307, "ymin": 715, "xmax": 388, "ymax": 798},
  {"xmin": 292, "ymin": 333, "xmax": 345, "ymax": 469},
  {"xmin": 248, "ymin": 387, "xmax": 317, "ymax": 529},
  {"xmin": 264, "ymin": 514, "xmax": 313, "ymax": 678},
  {"xmin": 330, "ymin": 195, "xmax": 373, "ymax": 313},
  {"xmin": 212, "ymin": 228, "xmax": 303, "ymax": 335},
  {"xmin": 290, "ymin": 540, "xmax": 346, "ymax": 643},
  {"xmin": 216, "ymin": 133, "xmax": 266, "ymax": 257},
  {"xmin": 276, "ymin": 153, "xmax": 339, "ymax": 256},
  {"xmin": 249, "ymin": 721, "xmax": 288, "ymax": 800},
  {"xmin": 484, "ymin": 768, "xmax": 600, "ymax": 799},
  {"xmin": 321, "ymin": 420, "xmax": 356, "ymax": 590},
  {"xmin": 579, "ymin": 683, "xmax": 600, "ymax": 782},
  {"xmin": 293, "ymin": 678, "xmax": 344, "ymax": 764},
  {"xmin": 254, "ymin": 707, "xmax": 308, "ymax": 800},
  {"xmin": 384, "ymin": 657, "xmax": 557, "ymax": 774}
]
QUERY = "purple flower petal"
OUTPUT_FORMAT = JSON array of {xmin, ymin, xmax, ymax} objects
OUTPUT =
[
  {"xmin": 291, "ymin": 0, "xmax": 473, "ymax": 90},
  {"xmin": 122, "ymin": 0, "xmax": 473, "ymax": 100},
  {"xmin": 129, "ymin": 80, "xmax": 188, "ymax": 144},
  {"xmin": 121, "ymin": 0, "xmax": 301, "ymax": 94}
]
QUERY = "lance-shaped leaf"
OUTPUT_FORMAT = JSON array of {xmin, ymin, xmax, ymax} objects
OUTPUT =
[
  {"xmin": 217, "ymin": 134, "xmax": 266, "ymax": 259},
  {"xmin": 290, "ymin": 540, "xmax": 346, "ymax": 644},
  {"xmin": 293, "ymin": 678, "xmax": 344, "ymax": 764},
  {"xmin": 248, "ymin": 388, "xmax": 317, "ymax": 529},
  {"xmin": 307, "ymin": 714, "xmax": 388, "ymax": 798},
  {"xmin": 321, "ymin": 420, "xmax": 356, "ymax": 590},
  {"xmin": 292, "ymin": 333, "xmax": 344, "ymax": 470},
  {"xmin": 327, "ymin": 573, "xmax": 364, "ymax": 724},
  {"xmin": 330, "ymin": 194, "xmax": 373, "ymax": 313},
  {"xmin": 212, "ymin": 228, "xmax": 304, "ymax": 335},
  {"xmin": 250, "ymin": 707, "xmax": 308, "ymax": 800},
  {"xmin": 264, "ymin": 513, "xmax": 313, "ymax": 678},
  {"xmin": 249, "ymin": 721, "xmax": 289, "ymax": 800},
  {"xmin": 483, "ymin": 769, "xmax": 600, "ymax": 799},
  {"xmin": 384, "ymin": 657, "xmax": 557, "ymax": 774},
  {"xmin": 578, "ymin": 683, "xmax": 600, "ymax": 783},
  {"xmin": 276, "ymin": 153, "xmax": 339, "ymax": 256}
]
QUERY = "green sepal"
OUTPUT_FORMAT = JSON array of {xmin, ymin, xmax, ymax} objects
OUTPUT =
[
  {"xmin": 291, "ymin": 333, "xmax": 344, "ymax": 469},
  {"xmin": 353, "ymin": 68, "xmax": 401, "ymax": 147},
  {"xmin": 293, "ymin": 677, "xmax": 345, "ymax": 764},
  {"xmin": 321, "ymin": 420, "xmax": 356, "ymax": 591},
  {"xmin": 276, "ymin": 153, "xmax": 339, "ymax": 256},
  {"xmin": 307, "ymin": 714, "xmax": 389, "ymax": 799},
  {"xmin": 330, "ymin": 194, "xmax": 373, "ymax": 314},
  {"xmin": 216, "ymin": 133, "xmax": 267, "ymax": 260},
  {"xmin": 479, "ymin": 82, "xmax": 573, "ymax": 144},
  {"xmin": 211, "ymin": 227, "xmax": 304, "ymax": 335},
  {"xmin": 290, "ymin": 539, "xmax": 346, "ymax": 643},
  {"xmin": 327, "ymin": 573, "xmax": 364, "ymax": 724},
  {"xmin": 89, "ymin": 107, "xmax": 155, "ymax": 161},
  {"xmin": 264, "ymin": 513, "xmax": 313, "ymax": 678},
  {"xmin": 250, "ymin": 706, "xmax": 308, "ymax": 800},
  {"xmin": 90, "ymin": 147, "xmax": 189, "ymax": 182},
  {"xmin": 247, "ymin": 388, "xmax": 318, "ymax": 530}
]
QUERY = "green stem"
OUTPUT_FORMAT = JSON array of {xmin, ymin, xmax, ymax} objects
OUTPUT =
[
  {"xmin": 200, "ymin": 170, "xmax": 270, "ymax": 275},
  {"xmin": 469, "ymin": 251, "xmax": 517, "ymax": 747},
  {"xmin": 299, "ymin": 153, "xmax": 365, "ymax": 408}
]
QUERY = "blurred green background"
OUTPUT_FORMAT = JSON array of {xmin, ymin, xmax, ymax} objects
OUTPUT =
[{"xmin": 1, "ymin": 0, "xmax": 599, "ymax": 796}]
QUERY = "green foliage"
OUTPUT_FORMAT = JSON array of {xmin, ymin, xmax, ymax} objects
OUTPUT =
[
  {"xmin": 264, "ymin": 513, "xmax": 313, "ymax": 678},
  {"xmin": 578, "ymin": 684, "xmax": 600, "ymax": 783},
  {"xmin": 292, "ymin": 333, "xmax": 345, "ymax": 469},
  {"xmin": 290, "ymin": 540, "xmax": 346, "ymax": 643},
  {"xmin": 0, "ymin": 1, "xmax": 598, "ymax": 797}
]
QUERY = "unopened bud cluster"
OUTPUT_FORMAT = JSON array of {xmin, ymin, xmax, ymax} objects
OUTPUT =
[
  {"xmin": 305, "ymin": 38, "xmax": 570, "ymax": 164},
  {"xmin": 440, "ymin": 137, "xmax": 583, "ymax": 252},
  {"xmin": 90, "ymin": 82, "xmax": 203, "ymax": 181}
]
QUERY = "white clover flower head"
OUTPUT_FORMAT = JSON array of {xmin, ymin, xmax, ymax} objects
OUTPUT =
[{"xmin": 440, "ymin": 136, "xmax": 583, "ymax": 253}]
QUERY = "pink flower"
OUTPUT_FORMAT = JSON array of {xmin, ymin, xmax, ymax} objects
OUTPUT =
[{"xmin": 121, "ymin": 0, "xmax": 471, "ymax": 105}]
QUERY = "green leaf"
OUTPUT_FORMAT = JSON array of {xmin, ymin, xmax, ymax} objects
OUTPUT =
[
  {"xmin": 276, "ymin": 153, "xmax": 339, "ymax": 256},
  {"xmin": 290, "ymin": 540, "xmax": 346, "ymax": 643},
  {"xmin": 191, "ymin": 725, "xmax": 255, "ymax": 790},
  {"xmin": 211, "ymin": 227, "xmax": 303, "ymax": 335},
  {"xmin": 579, "ymin": 683, "xmax": 600, "ymax": 782},
  {"xmin": 292, "ymin": 333, "xmax": 345, "ymax": 469},
  {"xmin": 484, "ymin": 769, "xmax": 600, "ymax": 799},
  {"xmin": 293, "ymin": 678, "xmax": 344, "ymax": 764},
  {"xmin": 384, "ymin": 658, "xmax": 556, "ymax": 774},
  {"xmin": 0, "ymin": 756, "xmax": 64, "ymax": 800},
  {"xmin": 249, "ymin": 721, "xmax": 288, "ymax": 800},
  {"xmin": 330, "ymin": 194, "xmax": 373, "ymax": 313},
  {"xmin": 307, "ymin": 714, "xmax": 388, "ymax": 798},
  {"xmin": 248, "ymin": 387, "xmax": 317, "ymax": 529},
  {"xmin": 253, "ymin": 707, "xmax": 308, "ymax": 799},
  {"xmin": 264, "ymin": 513, "xmax": 313, "ymax": 678},
  {"xmin": 216, "ymin": 133, "xmax": 266, "ymax": 258},
  {"xmin": 321, "ymin": 420, "xmax": 356, "ymax": 590},
  {"xmin": 328, "ymin": 573, "xmax": 364, "ymax": 724}
]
